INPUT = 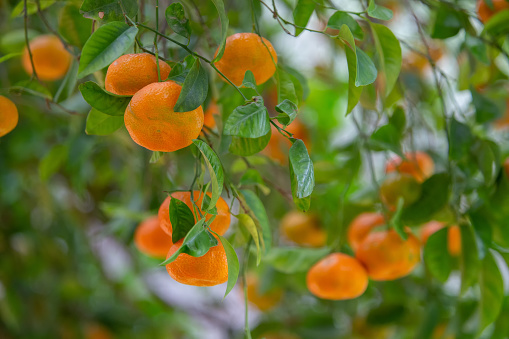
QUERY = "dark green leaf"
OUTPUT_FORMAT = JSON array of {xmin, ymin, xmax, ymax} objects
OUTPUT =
[
  {"xmin": 174, "ymin": 59, "xmax": 208, "ymax": 112},
  {"xmin": 264, "ymin": 247, "xmax": 330, "ymax": 274},
  {"xmin": 85, "ymin": 108, "xmax": 124, "ymax": 135},
  {"xmin": 11, "ymin": 0, "xmax": 55, "ymax": 18},
  {"xmin": 391, "ymin": 197, "xmax": 407, "ymax": 240},
  {"xmin": 236, "ymin": 214, "xmax": 261, "ymax": 264},
  {"xmin": 241, "ymin": 70, "xmax": 257, "ymax": 91},
  {"xmin": 161, "ymin": 219, "xmax": 218, "ymax": 265},
  {"xmin": 483, "ymin": 9, "xmax": 509, "ymax": 36},
  {"xmin": 431, "ymin": 4, "xmax": 464, "ymax": 39},
  {"xmin": 424, "ymin": 227, "xmax": 452, "ymax": 282},
  {"xmin": 471, "ymin": 139, "xmax": 499, "ymax": 185},
  {"xmin": 369, "ymin": 124, "xmax": 403, "ymax": 156},
  {"xmin": 472, "ymin": 89, "xmax": 501, "ymax": 124},
  {"xmin": 192, "ymin": 140, "xmax": 224, "ymax": 211},
  {"xmin": 215, "ymin": 233, "xmax": 239, "ymax": 298},
  {"xmin": 327, "ymin": 11, "xmax": 364, "ymax": 40},
  {"xmin": 449, "ymin": 118, "xmax": 474, "ymax": 161},
  {"xmin": 401, "ymin": 173, "xmax": 450, "ymax": 225},
  {"xmin": 293, "ymin": 0, "xmax": 315, "ymax": 36},
  {"xmin": 169, "ymin": 197, "xmax": 196, "ymax": 243},
  {"xmin": 390, "ymin": 106, "xmax": 406, "ymax": 132},
  {"xmin": 223, "ymin": 100, "xmax": 270, "ymax": 138},
  {"xmin": 79, "ymin": 81, "xmax": 131, "ymax": 116},
  {"xmin": 39, "ymin": 144, "xmax": 69, "ymax": 181},
  {"xmin": 275, "ymin": 99, "xmax": 298, "ymax": 126},
  {"xmin": 211, "ymin": 0, "xmax": 229, "ymax": 62},
  {"xmin": 10, "ymin": 80, "xmax": 52, "ymax": 99},
  {"xmin": 345, "ymin": 42, "xmax": 361, "ymax": 114},
  {"xmin": 80, "ymin": 0, "xmax": 138, "ymax": 22},
  {"xmin": 78, "ymin": 22, "xmax": 138, "ymax": 78},
  {"xmin": 278, "ymin": 68, "xmax": 299, "ymax": 105},
  {"xmin": 289, "ymin": 139, "xmax": 314, "ymax": 199},
  {"xmin": 466, "ymin": 35, "xmax": 489, "ymax": 65},
  {"xmin": 229, "ymin": 132, "xmax": 271, "ymax": 156},
  {"xmin": 165, "ymin": 3, "xmax": 191, "ymax": 40}
]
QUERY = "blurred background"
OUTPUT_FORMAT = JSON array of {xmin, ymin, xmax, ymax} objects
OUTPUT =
[{"xmin": 2, "ymin": 0, "xmax": 509, "ymax": 338}]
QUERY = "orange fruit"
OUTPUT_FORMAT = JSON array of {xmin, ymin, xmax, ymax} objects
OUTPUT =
[
  {"xmin": 105, "ymin": 53, "xmax": 171, "ymax": 96},
  {"xmin": 22, "ymin": 35, "xmax": 71, "ymax": 81},
  {"xmin": 420, "ymin": 221, "xmax": 461, "ymax": 256},
  {"xmin": 280, "ymin": 211, "xmax": 326, "ymax": 247},
  {"xmin": 0, "ymin": 96, "xmax": 19, "ymax": 137},
  {"xmin": 204, "ymin": 101, "xmax": 220, "ymax": 129},
  {"xmin": 158, "ymin": 191, "xmax": 231, "ymax": 237},
  {"xmin": 356, "ymin": 229, "xmax": 421, "ymax": 281},
  {"xmin": 85, "ymin": 324, "xmax": 113, "ymax": 339},
  {"xmin": 124, "ymin": 81, "xmax": 204, "ymax": 152},
  {"xmin": 134, "ymin": 216, "xmax": 173, "ymax": 258},
  {"xmin": 263, "ymin": 119, "xmax": 309, "ymax": 164},
  {"xmin": 477, "ymin": 0, "xmax": 509, "ymax": 23},
  {"xmin": 347, "ymin": 212, "xmax": 386, "ymax": 252},
  {"xmin": 166, "ymin": 237, "xmax": 228, "ymax": 286},
  {"xmin": 245, "ymin": 273, "xmax": 283, "ymax": 311},
  {"xmin": 214, "ymin": 32, "xmax": 277, "ymax": 86},
  {"xmin": 385, "ymin": 151, "xmax": 434, "ymax": 182},
  {"xmin": 306, "ymin": 253, "xmax": 368, "ymax": 300},
  {"xmin": 380, "ymin": 172, "xmax": 422, "ymax": 209}
]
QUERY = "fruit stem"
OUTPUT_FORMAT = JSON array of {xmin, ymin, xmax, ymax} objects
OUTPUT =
[
  {"xmin": 23, "ymin": 0, "xmax": 39, "ymax": 81},
  {"xmin": 154, "ymin": 0, "xmax": 161, "ymax": 82}
]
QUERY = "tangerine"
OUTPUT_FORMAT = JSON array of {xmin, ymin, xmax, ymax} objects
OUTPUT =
[
  {"xmin": 134, "ymin": 216, "xmax": 173, "ymax": 258},
  {"xmin": 22, "ymin": 35, "xmax": 71, "ymax": 81},
  {"xmin": 0, "ymin": 96, "xmax": 19, "ymax": 137},
  {"xmin": 280, "ymin": 211, "xmax": 326, "ymax": 247},
  {"xmin": 347, "ymin": 212, "xmax": 386, "ymax": 252},
  {"xmin": 477, "ymin": 0, "xmax": 509, "ymax": 23},
  {"xmin": 385, "ymin": 151, "xmax": 434, "ymax": 182}
]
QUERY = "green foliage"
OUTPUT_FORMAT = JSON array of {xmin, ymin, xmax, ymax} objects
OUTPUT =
[
  {"xmin": 79, "ymin": 81, "xmax": 130, "ymax": 116},
  {"xmin": 174, "ymin": 58, "xmax": 208, "ymax": 112},
  {"xmin": 169, "ymin": 196, "xmax": 196, "ymax": 243}
]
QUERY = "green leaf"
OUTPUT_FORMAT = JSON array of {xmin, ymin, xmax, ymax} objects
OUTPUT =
[
  {"xmin": 161, "ymin": 218, "xmax": 218, "ymax": 265},
  {"xmin": 369, "ymin": 124, "xmax": 403, "ymax": 156},
  {"xmin": 345, "ymin": 43, "xmax": 361, "ymax": 114},
  {"xmin": 79, "ymin": 81, "xmax": 131, "ymax": 116},
  {"xmin": 85, "ymin": 108, "xmax": 124, "ymax": 135},
  {"xmin": 240, "ymin": 169, "xmax": 270, "ymax": 195},
  {"xmin": 293, "ymin": 0, "xmax": 315, "ymax": 36},
  {"xmin": 278, "ymin": 68, "xmax": 299, "ymax": 106},
  {"xmin": 424, "ymin": 227, "xmax": 452, "ymax": 282},
  {"xmin": 289, "ymin": 139, "xmax": 314, "ymax": 199},
  {"xmin": 449, "ymin": 118, "xmax": 474, "ymax": 161},
  {"xmin": 210, "ymin": 0, "xmax": 229, "ymax": 62},
  {"xmin": 460, "ymin": 223, "xmax": 481, "ymax": 294},
  {"xmin": 78, "ymin": 22, "xmax": 138, "ymax": 79},
  {"xmin": 214, "ymin": 233, "xmax": 239, "ymax": 298},
  {"xmin": 10, "ymin": 80, "xmax": 52, "ymax": 99},
  {"xmin": 169, "ymin": 197, "xmax": 196, "ymax": 243},
  {"xmin": 371, "ymin": 23, "xmax": 402, "ymax": 96},
  {"xmin": 11, "ymin": 0, "xmax": 55, "ymax": 18},
  {"xmin": 39, "ymin": 144, "xmax": 69, "ymax": 181},
  {"xmin": 165, "ymin": 3, "xmax": 191, "ymax": 40},
  {"xmin": 167, "ymin": 55, "xmax": 195, "ymax": 83},
  {"xmin": 355, "ymin": 47, "xmax": 377, "ymax": 87},
  {"xmin": 484, "ymin": 9, "xmax": 509, "ymax": 36},
  {"xmin": 327, "ymin": 11, "xmax": 364, "ymax": 40},
  {"xmin": 471, "ymin": 139, "xmax": 499, "ymax": 185},
  {"xmin": 465, "ymin": 35, "xmax": 489, "ymax": 65},
  {"xmin": 480, "ymin": 251, "xmax": 504, "ymax": 331},
  {"xmin": 275, "ymin": 99, "xmax": 298, "ymax": 126},
  {"xmin": 368, "ymin": 0, "xmax": 393, "ymax": 21},
  {"xmin": 237, "ymin": 214, "xmax": 261, "ymax": 265},
  {"xmin": 240, "ymin": 189, "xmax": 272, "ymax": 254},
  {"xmin": 223, "ymin": 100, "xmax": 270, "ymax": 138},
  {"xmin": 192, "ymin": 140, "xmax": 224, "ymax": 211},
  {"xmin": 263, "ymin": 247, "xmax": 330, "ymax": 274},
  {"xmin": 150, "ymin": 151, "xmax": 164, "ymax": 164},
  {"xmin": 390, "ymin": 197, "xmax": 406, "ymax": 240},
  {"xmin": 0, "ymin": 52, "xmax": 23, "ymax": 64},
  {"xmin": 472, "ymin": 89, "xmax": 501, "ymax": 124},
  {"xmin": 389, "ymin": 106, "xmax": 406, "ymax": 132},
  {"xmin": 228, "ymin": 132, "xmax": 271, "ymax": 156},
  {"xmin": 174, "ymin": 59, "xmax": 208, "ymax": 112},
  {"xmin": 431, "ymin": 4, "xmax": 465, "ymax": 39},
  {"xmin": 401, "ymin": 173, "xmax": 450, "ymax": 225},
  {"xmin": 241, "ymin": 70, "xmax": 257, "ymax": 91},
  {"xmin": 80, "ymin": 0, "xmax": 138, "ymax": 22},
  {"xmin": 59, "ymin": 2, "xmax": 92, "ymax": 48}
]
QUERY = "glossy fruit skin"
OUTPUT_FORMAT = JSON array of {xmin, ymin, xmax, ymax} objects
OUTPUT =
[
  {"xmin": 134, "ymin": 216, "xmax": 173, "ymax": 258},
  {"xmin": 356, "ymin": 230, "xmax": 421, "ymax": 281},
  {"xmin": 263, "ymin": 119, "xmax": 309, "ymax": 164},
  {"xmin": 158, "ymin": 191, "xmax": 231, "ymax": 237},
  {"xmin": 204, "ymin": 101, "xmax": 219, "ymax": 129},
  {"xmin": 420, "ymin": 221, "xmax": 461, "ymax": 256},
  {"xmin": 246, "ymin": 274, "xmax": 283, "ymax": 311},
  {"xmin": 124, "ymin": 81, "xmax": 204, "ymax": 152},
  {"xmin": 214, "ymin": 33, "xmax": 277, "ymax": 86},
  {"xmin": 477, "ymin": 0, "xmax": 509, "ymax": 23},
  {"xmin": 306, "ymin": 253, "xmax": 368, "ymax": 300},
  {"xmin": 280, "ymin": 211, "xmax": 326, "ymax": 247},
  {"xmin": 347, "ymin": 212, "xmax": 386, "ymax": 252},
  {"xmin": 0, "ymin": 96, "xmax": 19, "ymax": 137},
  {"xmin": 105, "ymin": 53, "xmax": 171, "ymax": 96},
  {"xmin": 385, "ymin": 151, "xmax": 434, "ymax": 182},
  {"xmin": 22, "ymin": 35, "xmax": 71, "ymax": 81},
  {"xmin": 380, "ymin": 172, "xmax": 422, "ymax": 208},
  {"xmin": 166, "ymin": 238, "xmax": 228, "ymax": 286}
]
